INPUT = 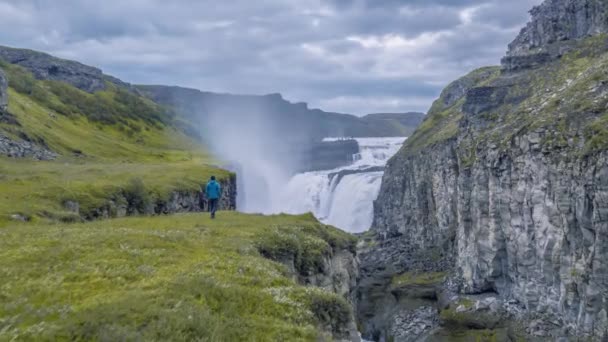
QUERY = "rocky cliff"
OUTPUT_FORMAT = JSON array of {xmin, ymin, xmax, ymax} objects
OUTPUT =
[
  {"xmin": 0, "ymin": 67, "xmax": 7, "ymax": 112},
  {"xmin": 361, "ymin": 0, "xmax": 608, "ymax": 340},
  {"xmin": 0, "ymin": 45, "xmax": 113, "ymax": 93},
  {"xmin": 0, "ymin": 66, "xmax": 58, "ymax": 159}
]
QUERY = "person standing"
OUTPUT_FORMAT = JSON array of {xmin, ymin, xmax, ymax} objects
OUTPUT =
[{"xmin": 205, "ymin": 176, "xmax": 222, "ymax": 219}]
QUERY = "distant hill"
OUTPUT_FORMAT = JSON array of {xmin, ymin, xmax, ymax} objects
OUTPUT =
[
  {"xmin": 136, "ymin": 85, "xmax": 423, "ymax": 140},
  {"xmin": 362, "ymin": 112, "xmax": 425, "ymax": 137}
]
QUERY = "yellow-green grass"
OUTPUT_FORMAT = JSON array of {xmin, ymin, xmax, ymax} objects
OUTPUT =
[
  {"xmin": 2, "ymin": 88, "xmax": 205, "ymax": 163},
  {"xmin": 0, "ymin": 158, "xmax": 231, "ymax": 227},
  {"xmin": 391, "ymin": 271, "xmax": 447, "ymax": 288},
  {"xmin": 0, "ymin": 65, "xmax": 232, "ymax": 226},
  {"xmin": 0, "ymin": 212, "xmax": 356, "ymax": 341}
]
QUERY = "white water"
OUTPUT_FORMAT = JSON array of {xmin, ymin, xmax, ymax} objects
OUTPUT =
[{"xmin": 271, "ymin": 137, "xmax": 406, "ymax": 233}]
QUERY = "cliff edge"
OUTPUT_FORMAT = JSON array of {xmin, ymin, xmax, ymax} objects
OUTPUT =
[{"xmin": 361, "ymin": 0, "xmax": 608, "ymax": 340}]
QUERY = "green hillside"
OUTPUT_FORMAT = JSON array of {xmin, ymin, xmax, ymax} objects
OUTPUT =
[
  {"xmin": 0, "ymin": 212, "xmax": 356, "ymax": 341},
  {"xmin": 0, "ymin": 61, "xmax": 229, "ymax": 227},
  {"xmin": 0, "ymin": 50, "xmax": 359, "ymax": 341}
]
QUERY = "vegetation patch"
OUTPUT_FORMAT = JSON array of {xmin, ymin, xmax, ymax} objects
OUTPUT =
[
  {"xmin": 0, "ymin": 64, "xmax": 231, "ymax": 226},
  {"xmin": 391, "ymin": 271, "xmax": 447, "ymax": 288},
  {"xmin": 0, "ymin": 61, "xmax": 171, "ymax": 126},
  {"xmin": 439, "ymin": 298, "xmax": 502, "ymax": 330},
  {"xmin": 430, "ymin": 328, "xmax": 511, "ymax": 342},
  {"xmin": 256, "ymin": 218, "xmax": 357, "ymax": 277},
  {"xmin": 399, "ymin": 35, "xmax": 608, "ymax": 161},
  {"xmin": 0, "ymin": 212, "xmax": 356, "ymax": 341}
]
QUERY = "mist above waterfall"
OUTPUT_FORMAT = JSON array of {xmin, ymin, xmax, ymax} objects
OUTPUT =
[
  {"xmin": 194, "ymin": 95, "xmax": 307, "ymax": 213},
  {"xmin": 176, "ymin": 88, "xmax": 409, "ymax": 230}
]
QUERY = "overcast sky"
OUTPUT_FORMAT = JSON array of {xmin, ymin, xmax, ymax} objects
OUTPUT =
[{"xmin": 0, "ymin": 0, "xmax": 542, "ymax": 115}]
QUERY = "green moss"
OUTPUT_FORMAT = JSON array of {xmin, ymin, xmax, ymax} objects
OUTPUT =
[
  {"xmin": 398, "ymin": 35, "xmax": 608, "ymax": 160},
  {"xmin": 403, "ymin": 67, "xmax": 501, "ymax": 153},
  {"xmin": 0, "ymin": 212, "xmax": 356, "ymax": 341},
  {"xmin": 583, "ymin": 113, "xmax": 608, "ymax": 155},
  {"xmin": 433, "ymin": 329, "xmax": 502, "ymax": 342},
  {"xmin": 439, "ymin": 298, "xmax": 503, "ymax": 331},
  {"xmin": 391, "ymin": 271, "xmax": 447, "ymax": 288},
  {"xmin": 256, "ymin": 221, "xmax": 357, "ymax": 276}
]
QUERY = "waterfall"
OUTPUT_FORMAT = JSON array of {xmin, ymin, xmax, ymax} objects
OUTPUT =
[{"xmin": 272, "ymin": 137, "xmax": 406, "ymax": 233}]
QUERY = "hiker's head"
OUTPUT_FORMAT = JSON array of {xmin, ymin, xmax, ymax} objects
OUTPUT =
[{"xmin": 211, "ymin": 176, "xmax": 216, "ymax": 181}]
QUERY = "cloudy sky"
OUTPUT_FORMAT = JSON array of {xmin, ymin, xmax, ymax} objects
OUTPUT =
[{"xmin": 0, "ymin": 0, "xmax": 542, "ymax": 115}]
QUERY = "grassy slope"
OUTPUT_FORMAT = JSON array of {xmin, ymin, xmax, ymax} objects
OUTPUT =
[
  {"xmin": 0, "ymin": 212, "xmax": 356, "ymax": 341},
  {"xmin": 402, "ymin": 66, "xmax": 501, "ymax": 153},
  {"xmin": 0, "ymin": 58, "xmax": 359, "ymax": 341},
  {"xmin": 0, "ymin": 63, "xmax": 229, "ymax": 226},
  {"xmin": 402, "ymin": 35, "xmax": 608, "ymax": 157}
]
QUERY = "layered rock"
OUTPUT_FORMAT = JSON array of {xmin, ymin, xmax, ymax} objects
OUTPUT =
[
  {"xmin": 66, "ymin": 175, "xmax": 237, "ymax": 221},
  {"xmin": 0, "ymin": 46, "xmax": 107, "ymax": 93},
  {"xmin": 0, "ymin": 67, "xmax": 7, "ymax": 112},
  {"xmin": 265, "ymin": 230, "xmax": 361, "ymax": 341},
  {"xmin": 503, "ymin": 0, "xmax": 608, "ymax": 71},
  {"xmin": 508, "ymin": 0, "xmax": 608, "ymax": 55},
  {"xmin": 362, "ymin": 0, "xmax": 608, "ymax": 340},
  {"xmin": 0, "ymin": 133, "xmax": 58, "ymax": 160}
]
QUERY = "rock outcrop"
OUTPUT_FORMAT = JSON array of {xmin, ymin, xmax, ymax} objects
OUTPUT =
[
  {"xmin": 0, "ymin": 133, "xmax": 58, "ymax": 160},
  {"xmin": 508, "ymin": 0, "xmax": 608, "ymax": 55},
  {"xmin": 66, "ymin": 175, "xmax": 237, "ymax": 221},
  {"xmin": 503, "ymin": 0, "xmax": 608, "ymax": 71},
  {"xmin": 361, "ymin": 0, "xmax": 608, "ymax": 340},
  {"xmin": 0, "ymin": 46, "xmax": 107, "ymax": 93},
  {"xmin": 0, "ymin": 67, "xmax": 7, "ymax": 112},
  {"xmin": 300, "ymin": 139, "xmax": 360, "ymax": 172},
  {"xmin": 262, "ymin": 227, "xmax": 361, "ymax": 341}
]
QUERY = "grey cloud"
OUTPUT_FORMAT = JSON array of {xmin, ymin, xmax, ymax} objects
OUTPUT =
[{"xmin": 0, "ymin": 0, "xmax": 543, "ymax": 115}]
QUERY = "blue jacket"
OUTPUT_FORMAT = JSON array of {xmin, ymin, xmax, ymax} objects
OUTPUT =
[{"xmin": 206, "ymin": 180, "xmax": 222, "ymax": 200}]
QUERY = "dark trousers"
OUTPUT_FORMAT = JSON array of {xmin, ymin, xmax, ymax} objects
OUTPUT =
[{"xmin": 208, "ymin": 199, "xmax": 218, "ymax": 218}]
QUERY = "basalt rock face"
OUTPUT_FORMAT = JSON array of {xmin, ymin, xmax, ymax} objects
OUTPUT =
[
  {"xmin": 508, "ymin": 0, "xmax": 608, "ymax": 55},
  {"xmin": 300, "ymin": 139, "xmax": 360, "ymax": 172},
  {"xmin": 503, "ymin": 0, "xmax": 608, "ymax": 71},
  {"xmin": 363, "ymin": 1, "xmax": 608, "ymax": 340},
  {"xmin": 0, "ymin": 46, "xmax": 107, "ymax": 93},
  {"xmin": 274, "ymin": 237, "xmax": 361, "ymax": 342},
  {"xmin": 70, "ymin": 176, "xmax": 237, "ymax": 221},
  {"xmin": 0, "ymin": 68, "xmax": 7, "ymax": 112}
]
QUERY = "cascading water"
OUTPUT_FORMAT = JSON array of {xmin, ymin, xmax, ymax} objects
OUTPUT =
[{"xmin": 272, "ymin": 137, "xmax": 406, "ymax": 233}]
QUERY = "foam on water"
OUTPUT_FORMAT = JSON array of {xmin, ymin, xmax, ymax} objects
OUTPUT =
[{"xmin": 272, "ymin": 137, "xmax": 405, "ymax": 232}]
